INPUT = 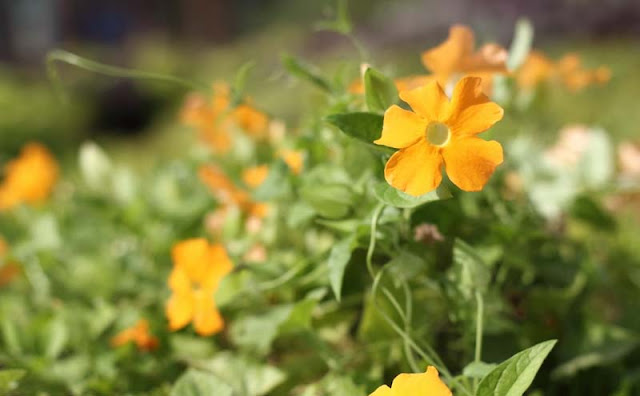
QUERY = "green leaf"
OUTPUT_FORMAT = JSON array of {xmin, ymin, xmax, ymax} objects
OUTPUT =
[
  {"xmin": 0, "ymin": 369, "xmax": 26, "ymax": 394},
  {"xmin": 315, "ymin": 0, "xmax": 352, "ymax": 34},
  {"xmin": 450, "ymin": 239, "xmax": 491, "ymax": 299},
  {"xmin": 462, "ymin": 361, "xmax": 497, "ymax": 379},
  {"xmin": 43, "ymin": 317, "xmax": 68, "ymax": 359},
  {"xmin": 373, "ymin": 181, "xmax": 451, "ymax": 208},
  {"xmin": 476, "ymin": 340, "xmax": 557, "ymax": 396},
  {"xmin": 507, "ymin": 18, "xmax": 534, "ymax": 71},
  {"xmin": 299, "ymin": 183, "xmax": 354, "ymax": 219},
  {"xmin": 282, "ymin": 54, "xmax": 332, "ymax": 92},
  {"xmin": 231, "ymin": 61, "xmax": 256, "ymax": 105},
  {"xmin": 253, "ymin": 160, "xmax": 291, "ymax": 201},
  {"xmin": 328, "ymin": 235, "xmax": 357, "ymax": 301},
  {"xmin": 325, "ymin": 112, "xmax": 388, "ymax": 151},
  {"xmin": 171, "ymin": 369, "xmax": 233, "ymax": 396},
  {"xmin": 363, "ymin": 67, "xmax": 398, "ymax": 113}
]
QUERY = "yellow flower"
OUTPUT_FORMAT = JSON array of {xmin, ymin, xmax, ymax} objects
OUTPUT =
[
  {"xmin": 166, "ymin": 239, "xmax": 232, "ymax": 336},
  {"xmin": 421, "ymin": 25, "xmax": 508, "ymax": 88},
  {"xmin": 370, "ymin": 366, "xmax": 451, "ymax": 396},
  {"xmin": 0, "ymin": 143, "xmax": 59, "ymax": 210},
  {"xmin": 279, "ymin": 150, "xmax": 304, "ymax": 175},
  {"xmin": 375, "ymin": 76, "xmax": 504, "ymax": 196},
  {"xmin": 111, "ymin": 319, "xmax": 159, "ymax": 351},
  {"xmin": 242, "ymin": 165, "xmax": 269, "ymax": 189}
]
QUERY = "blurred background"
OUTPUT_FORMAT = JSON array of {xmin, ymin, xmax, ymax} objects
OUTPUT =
[{"xmin": 0, "ymin": 0, "xmax": 639, "ymax": 163}]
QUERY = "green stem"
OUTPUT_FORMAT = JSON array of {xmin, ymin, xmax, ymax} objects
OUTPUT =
[
  {"xmin": 366, "ymin": 203, "xmax": 385, "ymax": 277},
  {"xmin": 46, "ymin": 49, "xmax": 207, "ymax": 103},
  {"xmin": 473, "ymin": 291, "xmax": 485, "ymax": 393}
]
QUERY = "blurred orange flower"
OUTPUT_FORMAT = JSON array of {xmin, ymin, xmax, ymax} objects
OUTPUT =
[
  {"xmin": 0, "ymin": 143, "xmax": 59, "ymax": 211},
  {"xmin": 370, "ymin": 366, "xmax": 451, "ymax": 396},
  {"xmin": 279, "ymin": 149, "xmax": 304, "ymax": 175},
  {"xmin": 111, "ymin": 319, "xmax": 159, "ymax": 351},
  {"xmin": 166, "ymin": 239, "xmax": 232, "ymax": 336},
  {"xmin": 619, "ymin": 142, "xmax": 640, "ymax": 179},
  {"xmin": 517, "ymin": 51, "xmax": 611, "ymax": 91},
  {"xmin": 233, "ymin": 103, "xmax": 269, "ymax": 138},
  {"xmin": 180, "ymin": 84, "xmax": 233, "ymax": 153},
  {"xmin": 199, "ymin": 165, "xmax": 268, "ymax": 219},
  {"xmin": 421, "ymin": 25, "xmax": 508, "ymax": 90},
  {"xmin": 375, "ymin": 76, "xmax": 503, "ymax": 196},
  {"xmin": 242, "ymin": 165, "xmax": 269, "ymax": 189}
]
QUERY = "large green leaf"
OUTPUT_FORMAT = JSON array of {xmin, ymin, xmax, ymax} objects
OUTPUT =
[
  {"xmin": 476, "ymin": 340, "xmax": 557, "ymax": 396},
  {"xmin": 363, "ymin": 67, "xmax": 397, "ymax": 113},
  {"xmin": 171, "ymin": 369, "xmax": 233, "ymax": 396},
  {"xmin": 373, "ymin": 181, "xmax": 451, "ymax": 208},
  {"xmin": 0, "ymin": 369, "xmax": 26, "ymax": 394},
  {"xmin": 299, "ymin": 183, "xmax": 354, "ymax": 219},
  {"xmin": 328, "ymin": 235, "xmax": 357, "ymax": 301},
  {"xmin": 325, "ymin": 112, "xmax": 390, "ymax": 151}
]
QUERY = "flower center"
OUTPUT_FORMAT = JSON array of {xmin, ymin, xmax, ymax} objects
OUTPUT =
[{"xmin": 425, "ymin": 122, "xmax": 451, "ymax": 147}]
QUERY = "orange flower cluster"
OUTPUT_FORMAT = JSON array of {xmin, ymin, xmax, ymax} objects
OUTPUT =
[
  {"xmin": 370, "ymin": 366, "xmax": 451, "ymax": 396},
  {"xmin": 110, "ymin": 319, "xmax": 159, "ymax": 351},
  {"xmin": 517, "ymin": 51, "xmax": 611, "ymax": 91},
  {"xmin": 166, "ymin": 238, "xmax": 232, "ymax": 336},
  {"xmin": 241, "ymin": 149, "xmax": 304, "ymax": 189},
  {"xmin": 375, "ymin": 76, "xmax": 504, "ymax": 196},
  {"xmin": 199, "ymin": 165, "xmax": 268, "ymax": 219},
  {"xmin": 180, "ymin": 83, "xmax": 269, "ymax": 153},
  {"xmin": 0, "ymin": 143, "xmax": 59, "ymax": 210}
]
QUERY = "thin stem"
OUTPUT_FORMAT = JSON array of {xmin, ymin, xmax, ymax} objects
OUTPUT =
[
  {"xmin": 366, "ymin": 203, "xmax": 385, "ymax": 277},
  {"xmin": 46, "ymin": 49, "xmax": 207, "ymax": 103},
  {"xmin": 473, "ymin": 291, "xmax": 485, "ymax": 393}
]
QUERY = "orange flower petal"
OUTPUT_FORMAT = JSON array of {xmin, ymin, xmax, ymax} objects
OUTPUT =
[
  {"xmin": 171, "ymin": 239, "xmax": 210, "ymax": 282},
  {"xmin": 421, "ymin": 25, "xmax": 474, "ymax": 81},
  {"xmin": 447, "ymin": 77, "xmax": 503, "ymax": 136},
  {"xmin": 375, "ymin": 105, "xmax": 428, "ymax": 149},
  {"xmin": 200, "ymin": 244, "xmax": 233, "ymax": 290},
  {"xmin": 391, "ymin": 366, "xmax": 452, "ymax": 396},
  {"xmin": 443, "ymin": 136, "xmax": 503, "ymax": 191},
  {"xmin": 192, "ymin": 289, "xmax": 224, "ymax": 336},
  {"xmin": 399, "ymin": 81, "xmax": 450, "ymax": 121},
  {"xmin": 384, "ymin": 141, "xmax": 443, "ymax": 196},
  {"xmin": 168, "ymin": 267, "xmax": 192, "ymax": 294},
  {"xmin": 166, "ymin": 291, "xmax": 195, "ymax": 331},
  {"xmin": 243, "ymin": 165, "xmax": 269, "ymax": 188}
]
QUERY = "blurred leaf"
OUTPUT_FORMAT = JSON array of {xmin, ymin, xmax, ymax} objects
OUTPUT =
[
  {"xmin": 195, "ymin": 352, "xmax": 286, "ymax": 396},
  {"xmin": 364, "ymin": 67, "xmax": 397, "ymax": 113},
  {"xmin": 386, "ymin": 250, "xmax": 426, "ymax": 284},
  {"xmin": 1, "ymin": 319, "xmax": 22, "ymax": 355},
  {"xmin": 373, "ymin": 182, "xmax": 450, "ymax": 209},
  {"xmin": 230, "ymin": 306, "xmax": 291, "ymax": 356},
  {"xmin": 477, "ymin": 340, "xmax": 557, "ymax": 396},
  {"xmin": 171, "ymin": 369, "xmax": 232, "ymax": 396},
  {"xmin": 0, "ymin": 369, "xmax": 26, "ymax": 394},
  {"xmin": 450, "ymin": 239, "xmax": 491, "ymax": 299},
  {"xmin": 299, "ymin": 183, "xmax": 354, "ymax": 219},
  {"xmin": 507, "ymin": 19, "xmax": 534, "ymax": 71},
  {"xmin": 325, "ymin": 112, "xmax": 389, "ymax": 151},
  {"xmin": 231, "ymin": 61, "xmax": 256, "ymax": 105},
  {"xmin": 328, "ymin": 235, "xmax": 357, "ymax": 301},
  {"xmin": 315, "ymin": 0, "xmax": 352, "ymax": 34},
  {"xmin": 253, "ymin": 160, "xmax": 291, "ymax": 201},
  {"xmin": 282, "ymin": 54, "xmax": 332, "ymax": 92},
  {"xmin": 43, "ymin": 317, "xmax": 68, "ymax": 359},
  {"xmin": 577, "ymin": 128, "xmax": 613, "ymax": 189},
  {"xmin": 78, "ymin": 142, "xmax": 112, "ymax": 191}
]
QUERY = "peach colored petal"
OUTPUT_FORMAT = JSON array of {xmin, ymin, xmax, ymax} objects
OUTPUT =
[
  {"xmin": 394, "ymin": 75, "xmax": 436, "ymax": 92},
  {"xmin": 375, "ymin": 105, "xmax": 428, "ymax": 149},
  {"xmin": 166, "ymin": 291, "xmax": 195, "ymax": 331},
  {"xmin": 443, "ymin": 136, "xmax": 503, "ymax": 191},
  {"xmin": 391, "ymin": 366, "xmax": 452, "ymax": 396},
  {"xmin": 446, "ymin": 77, "xmax": 503, "ymax": 136},
  {"xmin": 384, "ymin": 140, "xmax": 443, "ymax": 196},
  {"xmin": 421, "ymin": 25, "xmax": 474, "ymax": 82},
  {"xmin": 398, "ymin": 81, "xmax": 450, "ymax": 121},
  {"xmin": 192, "ymin": 289, "xmax": 224, "ymax": 336}
]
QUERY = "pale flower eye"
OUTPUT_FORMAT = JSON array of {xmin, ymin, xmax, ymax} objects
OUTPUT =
[{"xmin": 425, "ymin": 122, "xmax": 451, "ymax": 147}]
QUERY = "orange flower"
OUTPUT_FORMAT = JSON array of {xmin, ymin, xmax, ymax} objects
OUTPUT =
[
  {"xmin": 242, "ymin": 165, "xmax": 269, "ymax": 189},
  {"xmin": 166, "ymin": 239, "xmax": 233, "ymax": 336},
  {"xmin": 279, "ymin": 150, "xmax": 304, "ymax": 175},
  {"xmin": 421, "ymin": 25, "xmax": 508, "ymax": 88},
  {"xmin": 517, "ymin": 51, "xmax": 611, "ymax": 91},
  {"xmin": 233, "ymin": 103, "xmax": 269, "ymax": 138},
  {"xmin": 370, "ymin": 366, "xmax": 451, "ymax": 396},
  {"xmin": 111, "ymin": 319, "xmax": 159, "ymax": 351},
  {"xmin": 375, "ymin": 76, "xmax": 504, "ymax": 196},
  {"xmin": 199, "ymin": 165, "xmax": 268, "ymax": 219},
  {"xmin": 516, "ymin": 50, "xmax": 555, "ymax": 89},
  {"xmin": 0, "ymin": 143, "xmax": 59, "ymax": 210},
  {"xmin": 243, "ymin": 243, "xmax": 267, "ymax": 263},
  {"xmin": 180, "ymin": 84, "xmax": 233, "ymax": 153}
]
